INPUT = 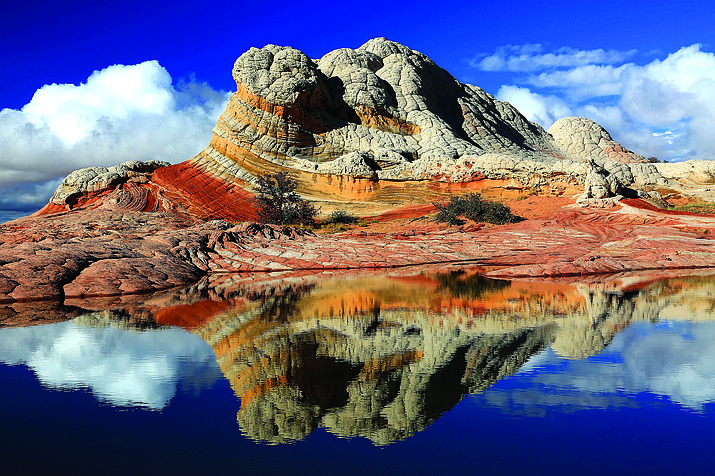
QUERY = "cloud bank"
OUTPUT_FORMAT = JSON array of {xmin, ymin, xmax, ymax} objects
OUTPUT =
[
  {"xmin": 0, "ymin": 320, "xmax": 222, "ymax": 409},
  {"xmin": 474, "ymin": 44, "xmax": 715, "ymax": 161},
  {"xmin": 472, "ymin": 44, "xmax": 637, "ymax": 72},
  {"xmin": 0, "ymin": 61, "xmax": 230, "ymax": 213}
]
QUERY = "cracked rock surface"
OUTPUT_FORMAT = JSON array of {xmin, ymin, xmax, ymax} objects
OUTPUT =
[
  {"xmin": 4, "ymin": 38, "xmax": 714, "ymax": 303},
  {"xmin": 191, "ymin": 37, "xmax": 668, "ymax": 209}
]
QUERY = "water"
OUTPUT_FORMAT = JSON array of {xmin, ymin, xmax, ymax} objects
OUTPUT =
[{"xmin": 2, "ymin": 266, "xmax": 715, "ymax": 474}]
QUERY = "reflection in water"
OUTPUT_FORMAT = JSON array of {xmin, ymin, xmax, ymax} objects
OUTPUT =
[
  {"xmin": 482, "ymin": 321, "xmax": 715, "ymax": 414},
  {"xmin": 435, "ymin": 269, "xmax": 511, "ymax": 299},
  {"xmin": 2, "ymin": 268, "xmax": 715, "ymax": 444},
  {"xmin": 0, "ymin": 311, "xmax": 221, "ymax": 409},
  {"xmin": 192, "ymin": 269, "xmax": 715, "ymax": 444}
]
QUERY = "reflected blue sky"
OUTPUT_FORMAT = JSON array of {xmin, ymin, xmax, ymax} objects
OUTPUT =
[
  {"xmin": 2, "ymin": 296, "xmax": 715, "ymax": 474},
  {"xmin": 2, "ymin": 317, "xmax": 714, "ymax": 416}
]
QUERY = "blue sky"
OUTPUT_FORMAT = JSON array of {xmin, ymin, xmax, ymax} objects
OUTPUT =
[{"xmin": 1, "ymin": 0, "xmax": 714, "ymax": 216}]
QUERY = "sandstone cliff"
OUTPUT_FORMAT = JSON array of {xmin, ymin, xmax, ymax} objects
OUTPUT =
[
  {"xmin": 195, "ymin": 38, "xmax": 664, "ymax": 209},
  {"xmin": 40, "ymin": 38, "xmax": 670, "ymax": 220},
  {"xmin": 0, "ymin": 39, "xmax": 713, "ymax": 303}
]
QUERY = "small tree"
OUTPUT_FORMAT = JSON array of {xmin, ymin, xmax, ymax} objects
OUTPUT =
[{"xmin": 254, "ymin": 171, "xmax": 318, "ymax": 225}]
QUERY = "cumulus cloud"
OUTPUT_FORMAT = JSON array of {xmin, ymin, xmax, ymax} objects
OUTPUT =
[
  {"xmin": 496, "ymin": 85, "xmax": 572, "ymax": 129},
  {"xmin": 0, "ymin": 320, "xmax": 221, "ymax": 409},
  {"xmin": 526, "ymin": 64, "xmax": 629, "ymax": 100},
  {"xmin": 471, "ymin": 44, "xmax": 637, "ymax": 72},
  {"xmin": 0, "ymin": 61, "xmax": 230, "ymax": 212},
  {"xmin": 477, "ymin": 43, "xmax": 715, "ymax": 161}
]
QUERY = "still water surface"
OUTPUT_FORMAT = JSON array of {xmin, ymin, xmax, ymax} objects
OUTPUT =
[{"xmin": 2, "ymin": 266, "xmax": 715, "ymax": 474}]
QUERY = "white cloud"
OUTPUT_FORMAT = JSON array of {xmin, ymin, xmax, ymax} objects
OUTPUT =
[
  {"xmin": 0, "ymin": 61, "xmax": 230, "ymax": 211},
  {"xmin": 619, "ymin": 44, "xmax": 715, "ymax": 159},
  {"xmin": 0, "ymin": 320, "xmax": 221, "ymax": 409},
  {"xmin": 472, "ymin": 44, "xmax": 637, "ymax": 72},
  {"xmin": 496, "ymin": 85, "xmax": 572, "ymax": 129},
  {"xmin": 526, "ymin": 64, "xmax": 629, "ymax": 100},
  {"xmin": 476, "ymin": 43, "xmax": 715, "ymax": 161}
]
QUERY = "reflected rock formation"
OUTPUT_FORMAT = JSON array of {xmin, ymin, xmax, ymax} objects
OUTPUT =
[
  {"xmin": 189, "ymin": 268, "xmax": 715, "ymax": 445},
  {"xmin": 196, "ymin": 284, "xmax": 556, "ymax": 444},
  {"xmin": 4, "ymin": 266, "xmax": 715, "ymax": 443}
]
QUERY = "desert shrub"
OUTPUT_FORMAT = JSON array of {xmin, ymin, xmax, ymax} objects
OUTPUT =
[
  {"xmin": 254, "ymin": 171, "xmax": 319, "ymax": 225},
  {"xmin": 327, "ymin": 209, "xmax": 357, "ymax": 224},
  {"xmin": 433, "ymin": 193, "xmax": 523, "ymax": 225}
]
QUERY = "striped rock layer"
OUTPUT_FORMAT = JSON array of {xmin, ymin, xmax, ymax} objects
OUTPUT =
[
  {"xmin": 7, "ymin": 39, "xmax": 714, "ymax": 305},
  {"xmin": 40, "ymin": 38, "xmax": 669, "ymax": 220},
  {"xmin": 188, "ymin": 37, "xmax": 663, "ymax": 213}
]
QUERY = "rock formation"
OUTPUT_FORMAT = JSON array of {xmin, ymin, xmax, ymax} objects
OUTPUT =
[
  {"xmin": 0, "ymin": 38, "xmax": 713, "ymax": 302},
  {"xmin": 49, "ymin": 160, "xmax": 170, "ymax": 209},
  {"xmin": 38, "ymin": 38, "xmax": 670, "ymax": 219},
  {"xmin": 188, "ymin": 38, "xmax": 666, "ymax": 213}
]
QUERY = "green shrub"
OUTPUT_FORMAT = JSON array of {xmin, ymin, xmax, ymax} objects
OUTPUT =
[
  {"xmin": 254, "ymin": 171, "xmax": 319, "ymax": 225},
  {"xmin": 433, "ymin": 193, "xmax": 523, "ymax": 225},
  {"xmin": 327, "ymin": 209, "xmax": 358, "ymax": 224}
]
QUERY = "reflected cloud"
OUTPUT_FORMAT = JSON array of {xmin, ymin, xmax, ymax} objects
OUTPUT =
[
  {"xmin": 0, "ymin": 319, "xmax": 221, "ymax": 409},
  {"xmin": 4, "ymin": 266, "xmax": 715, "ymax": 444},
  {"xmin": 482, "ymin": 321, "xmax": 715, "ymax": 414}
]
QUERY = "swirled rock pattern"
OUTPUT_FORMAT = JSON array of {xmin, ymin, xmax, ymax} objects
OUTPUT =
[
  {"xmin": 49, "ymin": 160, "xmax": 170, "ymax": 207},
  {"xmin": 32, "ymin": 38, "xmax": 672, "ymax": 220},
  {"xmin": 3, "ymin": 38, "xmax": 714, "ymax": 302},
  {"xmin": 2, "ymin": 195, "xmax": 715, "ymax": 303},
  {"xmin": 187, "ymin": 37, "xmax": 666, "ymax": 211}
]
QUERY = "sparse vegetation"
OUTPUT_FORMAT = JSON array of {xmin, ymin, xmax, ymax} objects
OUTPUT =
[
  {"xmin": 318, "ymin": 209, "xmax": 369, "ymax": 233},
  {"xmin": 433, "ymin": 193, "xmax": 523, "ymax": 225},
  {"xmin": 254, "ymin": 171, "xmax": 319, "ymax": 225},
  {"xmin": 647, "ymin": 156, "xmax": 668, "ymax": 163},
  {"xmin": 326, "ymin": 209, "xmax": 358, "ymax": 224}
]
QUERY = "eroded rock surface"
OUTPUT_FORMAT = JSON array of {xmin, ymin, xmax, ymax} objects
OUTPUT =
[
  {"xmin": 3, "ymin": 38, "xmax": 714, "ymax": 302},
  {"xmin": 3, "ymin": 194, "xmax": 715, "ymax": 302},
  {"xmin": 50, "ymin": 160, "xmax": 170, "ymax": 208},
  {"xmin": 188, "ymin": 37, "xmax": 667, "ymax": 211},
  {"xmin": 30, "ymin": 38, "xmax": 673, "ymax": 219}
]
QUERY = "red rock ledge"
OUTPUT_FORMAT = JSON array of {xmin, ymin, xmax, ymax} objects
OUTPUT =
[{"xmin": 2, "ymin": 193, "xmax": 714, "ymax": 303}]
